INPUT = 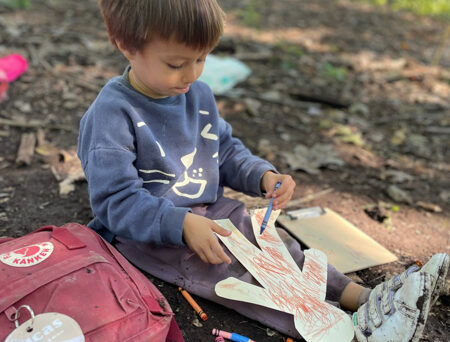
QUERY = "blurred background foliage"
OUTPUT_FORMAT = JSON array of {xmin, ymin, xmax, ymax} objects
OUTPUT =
[
  {"xmin": 353, "ymin": 0, "xmax": 450, "ymax": 18},
  {"xmin": 0, "ymin": 0, "xmax": 32, "ymax": 9},
  {"xmin": 2, "ymin": 0, "xmax": 449, "ymax": 19}
]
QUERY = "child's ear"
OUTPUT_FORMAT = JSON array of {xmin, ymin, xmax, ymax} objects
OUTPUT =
[{"xmin": 116, "ymin": 41, "xmax": 135, "ymax": 61}]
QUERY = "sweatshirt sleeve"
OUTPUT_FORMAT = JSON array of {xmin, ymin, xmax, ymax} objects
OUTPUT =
[
  {"xmin": 218, "ymin": 117, "xmax": 277, "ymax": 197},
  {"xmin": 78, "ymin": 94, "xmax": 189, "ymax": 245},
  {"xmin": 85, "ymin": 147, "xmax": 189, "ymax": 245}
]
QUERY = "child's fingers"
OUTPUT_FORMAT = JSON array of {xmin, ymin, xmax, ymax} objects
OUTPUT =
[
  {"xmin": 196, "ymin": 232, "xmax": 231, "ymax": 265},
  {"xmin": 209, "ymin": 232, "xmax": 231, "ymax": 264},
  {"xmin": 272, "ymin": 187, "xmax": 295, "ymax": 210},
  {"xmin": 211, "ymin": 240, "xmax": 231, "ymax": 264},
  {"xmin": 278, "ymin": 190, "xmax": 294, "ymax": 206},
  {"xmin": 211, "ymin": 223, "xmax": 231, "ymax": 237},
  {"xmin": 202, "ymin": 247, "xmax": 222, "ymax": 264},
  {"xmin": 201, "ymin": 237, "xmax": 230, "ymax": 264},
  {"xmin": 273, "ymin": 198, "xmax": 288, "ymax": 210},
  {"xmin": 268, "ymin": 176, "xmax": 294, "ymax": 198},
  {"xmin": 197, "ymin": 250, "xmax": 208, "ymax": 264}
]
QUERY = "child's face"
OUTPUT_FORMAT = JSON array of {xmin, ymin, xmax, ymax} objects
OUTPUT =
[{"xmin": 122, "ymin": 37, "xmax": 210, "ymax": 98}]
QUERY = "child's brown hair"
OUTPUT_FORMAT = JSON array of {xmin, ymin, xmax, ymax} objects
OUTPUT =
[{"xmin": 98, "ymin": 0, "xmax": 225, "ymax": 53}]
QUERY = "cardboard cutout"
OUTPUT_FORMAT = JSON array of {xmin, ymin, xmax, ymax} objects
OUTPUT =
[{"xmin": 215, "ymin": 209, "xmax": 354, "ymax": 342}]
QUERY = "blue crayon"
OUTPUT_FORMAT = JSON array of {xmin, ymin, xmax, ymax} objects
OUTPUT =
[
  {"xmin": 212, "ymin": 328, "xmax": 256, "ymax": 342},
  {"xmin": 259, "ymin": 181, "xmax": 282, "ymax": 234}
]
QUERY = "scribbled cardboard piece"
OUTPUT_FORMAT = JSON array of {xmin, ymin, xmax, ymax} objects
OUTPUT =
[
  {"xmin": 277, "ymin": 208, "xmax": 398, "ymax": 274},
  {"xmin": 215, "ymin": 209, "xmax": 354, "ymax": 342}
]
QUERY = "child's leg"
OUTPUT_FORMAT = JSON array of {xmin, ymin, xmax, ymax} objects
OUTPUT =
[{"xmin": 340, "ymin": 282, "xmax": 371, "ymax": 312}]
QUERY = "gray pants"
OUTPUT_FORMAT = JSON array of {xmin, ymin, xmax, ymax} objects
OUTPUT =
[{"xmin": 115, "ymin": 196, "xmax": 351, "ymax": 339}]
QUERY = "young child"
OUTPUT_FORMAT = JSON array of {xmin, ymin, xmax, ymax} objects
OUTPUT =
[{"xmin": 77, "ymin": 1, "xmax": 448, "ymax": 341}]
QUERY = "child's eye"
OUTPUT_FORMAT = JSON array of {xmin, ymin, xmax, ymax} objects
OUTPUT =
[
  {"xmin": 197, "ymin": 59, "xmax": 205, "ymax": 64},
  {"xmin": 167, "ymin": 63, "xmax": 183, "ymax": 70}
]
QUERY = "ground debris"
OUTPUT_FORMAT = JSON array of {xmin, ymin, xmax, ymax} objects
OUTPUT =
[
  {"xmin": 386, "ymin": 185, "xmax": 412, "ymax": 204},
  {"xmin": 34, "ymin": 130, "xmax": 85, "ymax": 196},
  {"xmin": 16, "ymin": 132, "xmax": 36, "ymax": 166},
  {"xmin": 380, "ymin": 169, "xmax": 414, "ymax": 184},
  {"xmin": 416, "ymin": 201, "xmax": 442, "ymax": 213},
  {"xmin": 281, "ymin": 144, "xmax": 344, "ymax": 174},
  {"xmin": 364, "ymin": 203, "xmax": 389, "ymax": 223},
  {"xmin": 191, "ymin": 318, "xmax": 203, "ymax": 328}
]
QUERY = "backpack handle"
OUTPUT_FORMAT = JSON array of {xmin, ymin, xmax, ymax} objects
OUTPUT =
[{"xmin": 35, "ymin": 225, "xmax": 86, "ymax": 250}]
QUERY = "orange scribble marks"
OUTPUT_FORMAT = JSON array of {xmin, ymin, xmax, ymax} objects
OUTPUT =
[
  {"xmin": 253, "ymin": 252, "xmax": 290, "ymax": 276},
  {"xmin": 254, "ymin": 210, "xmax": 265, "ymax": 226},
  {"xmin": 303, "ymin": 258, "xmax": 327, "ymax": 290},
  {"xmin": 221, "ymin": 283, "xmax": 237, "ymax": 289},
  {"xmin": 266, "ymin": 246, "xmax": 283, "ymax": 261},
  {"xmin": 306, "ymin": 306, "xmax": 348, "ymax": 340},
  {"xmin": 260, "ymin": 230, "xmax": 279, "ymax": 243},
  {"xmin": 229, "ymin": 234, "xmax": 254, "ymax": 255}
]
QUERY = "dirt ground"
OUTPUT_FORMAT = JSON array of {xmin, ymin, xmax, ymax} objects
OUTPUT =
[{"xmin": 0, "ymin": 0, "xmax": 449, "ymax": 341}]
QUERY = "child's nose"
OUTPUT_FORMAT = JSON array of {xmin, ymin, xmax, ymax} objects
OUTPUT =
[{"xmin": 182, "ymin": 66, "xmax": 198, "ymax": 84}]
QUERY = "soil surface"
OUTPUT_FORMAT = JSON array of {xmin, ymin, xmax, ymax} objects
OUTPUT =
[{"xmin": 0, "ymin": 0, "xmax": 449, "ymax": 341}]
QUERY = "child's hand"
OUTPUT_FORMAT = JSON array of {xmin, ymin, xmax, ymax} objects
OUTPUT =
[
  {"xmin": 261, "ymin": 171, "xmax": 296, "ymax": 210},
  {"xmin": 182, "ymin": 213, "xmax": 232, "ymax": 265}
]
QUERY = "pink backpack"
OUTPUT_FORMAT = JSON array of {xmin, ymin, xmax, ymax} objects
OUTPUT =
[{"xmin": 0, "ymin": 223, "xmax": 184, "ymax": 342}]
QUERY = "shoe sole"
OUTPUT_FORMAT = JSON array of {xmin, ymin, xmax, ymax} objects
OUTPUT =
[
  {"xmin": 412, "ymin": 273, "xmax": 433, "ymax": 342},
  {"xmin": 424, "ymin": 253, "xmax": 449, "ymax": 306}
]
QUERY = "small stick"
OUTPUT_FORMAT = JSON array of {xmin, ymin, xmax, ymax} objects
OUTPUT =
[
  {"xmin": 284, "ymin": 188, "xmax": 334, "ymax": 209},
  {"xmin": 16, "ymin": 132, "xmax": 36, "ymax": 165}
]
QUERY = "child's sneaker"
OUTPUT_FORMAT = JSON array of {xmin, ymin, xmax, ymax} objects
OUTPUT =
[
  {"xmin": 353, "ymin": 271, "xmax": 433, "ymax": 342},
  {"xmin": 419, "ymin": 253, "xmax": 449, "ymax": 305},
  {"xmin": 381, "ymin": 253, "xmax": 449, "ymax": 307}
]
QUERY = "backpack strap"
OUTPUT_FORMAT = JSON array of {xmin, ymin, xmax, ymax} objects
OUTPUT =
[
  {"xmin": 0, "ymin": 237, "xmax": 14, "ymax": 244},
  {"xmin": 166, "ymin": 317, "xmax": 185, "ymax": 342}
]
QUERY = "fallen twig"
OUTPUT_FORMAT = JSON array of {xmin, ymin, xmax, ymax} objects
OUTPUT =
[
  {"xmin": 285, "ymin": 188, "xmax": 334, "ymax": 209},
  {"xmin": 16, "ymin": 132, "xmax": 36, "ymax": 165},
  {"xmin": 0, "ymin": 118, "xmax": 74, "ymax": 132},
  {"xmin": 288, "ymin": 89, "xmax": 350, "ymax": 109},
  {"xmin": 219, "ymin": 90, "xmax": 313, "ymax": 109}
]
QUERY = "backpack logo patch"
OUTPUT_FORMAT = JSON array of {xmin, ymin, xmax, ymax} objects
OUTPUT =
[{"xmin": 0, "ymin": 242, "xmax": 54, "ymax": 267}]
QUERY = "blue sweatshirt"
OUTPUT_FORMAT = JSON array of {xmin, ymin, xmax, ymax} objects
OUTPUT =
[{"xmin": 77, "ymin": 68, "xmax": 275, "ymax": 246}]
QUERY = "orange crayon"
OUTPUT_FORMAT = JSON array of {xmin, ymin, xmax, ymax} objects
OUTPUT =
[
  {"xmin": 178, "ymin": 286, "xmax": 208, "ymax": 321},
  {"xmin": 286, "ymin": 338, "xmax": 295, "ymax": 342}
]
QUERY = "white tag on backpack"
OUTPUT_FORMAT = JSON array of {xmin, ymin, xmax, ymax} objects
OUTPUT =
[{"xmin": 5, "ymin": 311, "xmax": 84, "ymax": 342}]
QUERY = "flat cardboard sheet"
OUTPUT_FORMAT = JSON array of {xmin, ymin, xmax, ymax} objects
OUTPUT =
[{"xmin": 277, "ymin": 207, "xmax": 397, "ymax": 273}]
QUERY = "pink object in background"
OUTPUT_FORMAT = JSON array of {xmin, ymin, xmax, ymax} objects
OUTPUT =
[
  {"xmin": 0, "ymin": 53, "xmax": 28, "ymax": 82},
  {"xmin": 0, "ymin": 54, "xmax": 28, "ymax": 103},
  {"xmin": 0, "ymin": 70, "xmax": 9, "ymax": 103}
]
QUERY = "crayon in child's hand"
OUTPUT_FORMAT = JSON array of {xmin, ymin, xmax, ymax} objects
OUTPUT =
[{"xmin": 260, "ymin": 181, "xmax": 282, "ymax": 234}]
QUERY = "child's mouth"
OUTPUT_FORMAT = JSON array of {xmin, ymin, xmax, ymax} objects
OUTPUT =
[{"xmin": 175, "ymin": 85, "xmax": 190, "ymax": 93}]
